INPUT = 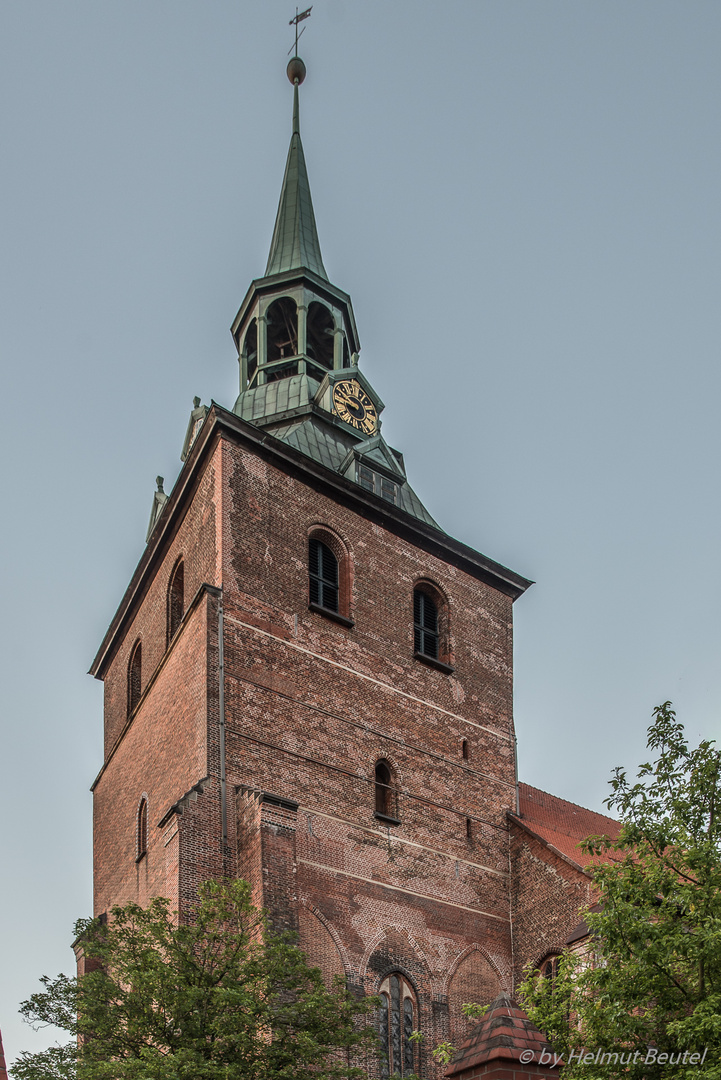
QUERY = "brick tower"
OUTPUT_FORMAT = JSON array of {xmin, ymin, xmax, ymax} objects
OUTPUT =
[{"xmin": 89, "ymin": 56, "xmax": 534, "ymax": 1078}]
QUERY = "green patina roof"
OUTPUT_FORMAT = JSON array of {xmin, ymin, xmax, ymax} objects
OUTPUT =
[
  {"xmin": 231, "ymin": 77, "xmax": 440, "ymax": 534},
  {"xmin": 270, "ymin": 418, "xmax": 441, "ymax": 530},
  {"xmin": 234, "ymin": 373, "xmax": 320, "ymax": 424},
  {"xmin": 265, "ymin": 84, "xmax": 328, "ymax": 281},
  {"xmin": 234, "ymin": 376, "xmax": 440, "ymax": 530}
]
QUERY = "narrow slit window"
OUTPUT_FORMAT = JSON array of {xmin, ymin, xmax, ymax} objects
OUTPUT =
[
  {"xmin": 244, "ymin": 319, "xmax": 258, "ymax": 386},
  {"xmin": 309, "ymin": 538, "xmax": 339, "ymax": 613},
  {"xmin": 167, "ymin": 560, "xmax": 184, "ymax": 643},
  {"xmin": 128, "ymin": 641, "xmax": 142, "ymax": 717},
  {"xmin": 413, "ymin": 589, "xmax": 439, "ymax": 659},
  {"xmin": 137, "ymin": 798, "xmax": 148, "ymax": 860},
  {"xmin": 466, "ymin": 817, "xmax": 472, "ymax": 840},
  {"xmin": 462, "ymin": 739, "xmax": 469, "ymax": 760}
]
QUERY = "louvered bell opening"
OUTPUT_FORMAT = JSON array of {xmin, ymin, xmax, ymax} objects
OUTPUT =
[
  {"xmin": 309, "ymin": 538, "xmax": 339, "ymax": 613},
  {"xmin": 413, "ymin": 589, "xmax": 439, "ymax": 659}
]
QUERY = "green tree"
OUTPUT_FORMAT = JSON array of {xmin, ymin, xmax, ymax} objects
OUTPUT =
[
  {"xmin": 14, "ymin": 879, "xmax": 376, "ymax": 1080},
  {"xmin": 520, "ymin": 703, "xmax": 721, "ymax": 1079}
]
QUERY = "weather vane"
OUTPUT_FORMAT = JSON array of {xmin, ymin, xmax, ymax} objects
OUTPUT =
[{"xmin": 289, "ymin": 6, "xmax": 312, "ymax": 56}]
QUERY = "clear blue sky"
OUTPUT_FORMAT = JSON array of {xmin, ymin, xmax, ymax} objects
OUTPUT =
[{"xmin": 1, "ymin": 0, "xmax": 720, "ymax": 1066}]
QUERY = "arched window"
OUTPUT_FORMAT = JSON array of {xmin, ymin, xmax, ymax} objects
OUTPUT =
[
  {"xmin": 540, "ymin": 955, "xmax": 560, "ymax": 983},
  {"xmin": 413, "ymin": 588, "xmax": 439, "ymax": 659},
  {"xmin": 374, "ymin": 760, "xmax": 397, "ymax": 820},
  {"xmin": 167, "ymin": 560, "xmax": 184, "ymax": 644},
  {"xmin": 137, "ymin": 797, "xmax": 148, "ymax": 861},
  {"xmin": 128, "ymin": 641, "xmax": 142, "ymax": 717},
  {"xmin": 309, "ymin": 538, "xmax": 339, "ymax": 613},
  {"xmin": 306, "ymin": 301, "xmax": 335, "ymax": 374},
  {"xmin": 378, "ymin": 972, "xmax": 417, "ymax": 1078},
  {"xmin": 243, "ymin": 318, "xmax": 258, "ymax": 387},
  {"xmin": 266, "ymin": 297, "xmax": 298, "ymax": 381}
]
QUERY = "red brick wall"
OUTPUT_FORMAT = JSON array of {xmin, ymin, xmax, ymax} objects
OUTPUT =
[
  {"xmin": 449, "ymin": 947, "xmax": 505, "ymax": 1042},
  {"xmin": 93, "ymin": 596, "xmax": 210, "ymax": 916},
  {"xmin": 298, "ymin": 900, "xmax": 347, "ymax": 986},
  {"xmin": 509, "ymin": 824, "xmax": 592, "ymax": 985},
  {"xmin": 218, "ymin": 437, "xmax": 518, "ymax": 1077},
  {"xmin": 236, "ymin": 789, "xmax": 264, "ymax": 911},
  {"xmin": 92, "ymin": 427, "xmax": 525, "ymax": 1078},
  {"xmin": 101, "ymin": 453, "xmax": 219, "ymax": 759}
]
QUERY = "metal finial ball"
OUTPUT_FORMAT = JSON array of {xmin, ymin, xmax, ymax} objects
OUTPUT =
[{"xmin": 287, "ymin": 56, "xmax": 306, "ymax": 85}]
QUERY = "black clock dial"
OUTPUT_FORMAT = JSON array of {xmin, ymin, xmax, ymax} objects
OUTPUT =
[{"xmin": 332, "ymin": 380, "xmax": 377, "ymax": 434}]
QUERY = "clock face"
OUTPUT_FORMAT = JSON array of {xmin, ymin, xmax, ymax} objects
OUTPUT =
[{"xmin": 332, "ymin": 380, "xmax": 378, "ymax": 434}]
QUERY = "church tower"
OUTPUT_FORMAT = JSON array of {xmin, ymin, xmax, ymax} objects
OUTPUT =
[{"xmin": 89, "ymin": 57, "xmax": 531, "ymax": 1078}]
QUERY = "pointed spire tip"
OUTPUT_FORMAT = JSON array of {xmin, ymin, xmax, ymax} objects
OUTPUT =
[{"xmin": 265, "ymin": 53, "xmax": 327, "ymax": 281}]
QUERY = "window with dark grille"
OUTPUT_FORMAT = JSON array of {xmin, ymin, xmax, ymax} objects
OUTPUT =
[
  {"xmin": 375, "ymin": 760, "xmax": 394, "ymax": 817},
  {"xmin": 168, "ymin": 561, "xmax": 184, "ymax": 643},
  {"xmin": 413, "ymin": 589, "xmax": 439, "ymax": 659},
  {"xmin": 380, "ymin": 477, "xmax": 397, "ymax": 504},
  {"xmin": 358, "ymin": 464, "xmax": 375, "ymax": 492},
  {"xmin": 378, "ymin": 973, "xmax": 416, "ymax": 1078},
  {"xmin": 542, "ymin": 956, "xmax": 560, "ymax": 982},
  {"xmin": 309, "ymin": 538, "xmax": 339, "ymax": 613},
  {"xmin": 128, "ymin": 642, "xmax": 142, "ymax": 717},
  {"xmin": 356, "ymin": 463, "xmax": 398, "ymax": 504},
  {"xmin": 137, "ymin": 798, "xmax": 147, "ymax": 860}
]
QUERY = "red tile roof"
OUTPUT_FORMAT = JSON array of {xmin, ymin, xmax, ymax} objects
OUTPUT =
[
  {"xmin": 445, "ymin": 993, "xmax": 562, "ymax": 1075},
  {"xmin": 513, "ymin": 783, "xmax": 622, "ymax": 870}
]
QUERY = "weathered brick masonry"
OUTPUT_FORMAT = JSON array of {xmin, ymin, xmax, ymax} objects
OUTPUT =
[
  {"xmin": 87, "ymin": 62, "xmax": 620, "ymax": 1079},
  {"xmin": 90, "ymin": 414, "xmax": 532, "ymax": 1077},
  {"xmin": 509, "ymin": 783, "xmax": 622, "ymax": 987}
]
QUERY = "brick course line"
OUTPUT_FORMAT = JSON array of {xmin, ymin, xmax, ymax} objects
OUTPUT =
[
  {"xmin": 297, "ymin": 858, "xmax": 510, "ymax": 921},
  {"xmin": 299, "ymin": 806, "xmax": 509, "ymax": 878},
  {"xmin": 228, "ymin": 669, "xmax": 515, "ymax": 792},
  {"xmin": 230, "ymin": 730, "xmax": 509, "ymax": 832},
  {"xmin": 224, "ymin": 614, "xmax": 511, "ymax": 741}
]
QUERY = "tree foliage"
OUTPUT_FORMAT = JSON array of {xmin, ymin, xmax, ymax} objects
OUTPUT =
[
  {"xmin": 520, "ymin": 703, "xmax": 721, "ymax": 1079},
  {"xmin": 14, "ymin": 879, "xmax": 376, "ymax": 1080}
]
